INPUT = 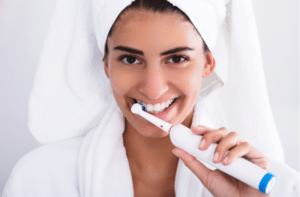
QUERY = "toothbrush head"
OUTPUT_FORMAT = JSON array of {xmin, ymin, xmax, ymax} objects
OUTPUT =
[
  {"xmin": 131, "ymin": 103, "xmax": 146, "ymax": 114},
  {"xmin": 130, "ymin": 102, "xmax": 172, "ymax": 133}
]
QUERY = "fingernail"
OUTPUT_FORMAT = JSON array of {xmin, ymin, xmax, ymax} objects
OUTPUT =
[
  {"xmin": 197, "ymin": 126, "xmax": 205, "ymax": 132},
  {"xmin": 222, "ymin": 156, "xmax": 229, "ymax": 165},
  {"xmin": 199, "ymin": 139, "xmax": 206, "ymax": 149},
  {"xmin": 213, "ymin": 152, "xmax": 219, "ymax": 162},
  {"xmin": 172, "ymin": 150, "xmax": 179, "ymax": 157}
]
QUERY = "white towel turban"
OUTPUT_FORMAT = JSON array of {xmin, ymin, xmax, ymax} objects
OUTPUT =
[{"xmin": 28, "ymin": 0, "xmax": 284, "ymax": 161}]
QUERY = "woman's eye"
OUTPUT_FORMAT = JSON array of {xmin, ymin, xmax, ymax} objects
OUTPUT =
[
  {"xmin": 121, "ymin": 56, "xmax": 140, "ymax": 65},
  {"xmin": 166, "ymin": 55, "xmax": 188, "ymax": 64}
]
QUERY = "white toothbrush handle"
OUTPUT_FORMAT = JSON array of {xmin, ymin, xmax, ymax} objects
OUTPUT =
[{"xmin": 169, "ymin": 124, "xmax": 276, "ymax": 194}]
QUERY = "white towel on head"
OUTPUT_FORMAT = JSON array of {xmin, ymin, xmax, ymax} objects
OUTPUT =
[
  {"xmin": 19, "ymin": 0, "xmax": 298, "ymax": 196},
  {"xmin": 28, "ymin": 0, "xmax": 114, "ymax": 144},
  {"xmin": 167, "ymin": 0, "xmax": 226, "ymax": 51}
]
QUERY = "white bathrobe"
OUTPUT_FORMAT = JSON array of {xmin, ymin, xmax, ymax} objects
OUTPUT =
[{"xmin": 3, "ymin": 97, "xmax": 299, "ymax": 196}]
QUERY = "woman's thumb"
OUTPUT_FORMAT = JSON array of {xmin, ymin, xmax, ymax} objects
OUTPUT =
[{"xmin": 172, "ymin": 148, "xmax": 214, "ymax": 189}]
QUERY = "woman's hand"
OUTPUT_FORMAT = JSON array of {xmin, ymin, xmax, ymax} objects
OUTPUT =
[{"xmin": 172, "ymin": 125, "xmax": 272, "ymax": 197}]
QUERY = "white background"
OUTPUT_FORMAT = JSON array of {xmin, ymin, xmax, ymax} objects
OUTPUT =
[{"xmin": 0, "ymin": 0, "xmax": 298, "ymax": 193}]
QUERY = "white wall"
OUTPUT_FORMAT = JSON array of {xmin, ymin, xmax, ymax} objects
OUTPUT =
[
  {"xmin": 0, "ymin": 0, "xmax": 58, "ymax": 193},
  {"xmin": 0, "ymin": 0, "xmax": 298, "ymax": 193},
  {"xmin": 252, "ymin": 0, "xmax": 299, "ymax": 172}
]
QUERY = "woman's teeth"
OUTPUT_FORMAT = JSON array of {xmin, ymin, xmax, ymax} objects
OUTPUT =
[{"xmin": 136, "ymin": 98, "xmax": 175, "ymax": 114}]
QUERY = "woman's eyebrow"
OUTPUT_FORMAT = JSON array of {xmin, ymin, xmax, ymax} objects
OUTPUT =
[
  {"xmin": 114, "ymin": 46, "xmax": 144, "ymax": 55},
  {"xmin": 160, "ymin": 47, "xmax": 194, "ymax": 56},
  {"xmin": 113, "ymin": 46, "xmax": 194, "ymax": 56}
]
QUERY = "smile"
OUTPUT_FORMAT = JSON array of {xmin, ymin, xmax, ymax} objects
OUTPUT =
[{"xmin": 133, "ymin": 98, "xmax": 177, "ymax": 114}]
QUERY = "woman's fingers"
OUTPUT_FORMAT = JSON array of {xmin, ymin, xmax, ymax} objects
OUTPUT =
[
  {"xmin": 222, "ymin": 142, "xmax": 271, "ymax": 171},
  {"xmin": 192, "ymin": 125, "xmax": 270, "ymax": 171},
  {"xmin": 220, "ymin": 141, "xmax": 251, "ymax": 165},
  {"xmin": 190, "ymin": 125, "xmax": 215, "ymax": 135},
  {"xmin": 198, "ymin": 127, "xmax": 230, "ymax": 150},
  {"xmin": 212, "ymin": 132, "xmax": 244, "ymax": 163},
  {"xmin": 173, "ymin": 127, "xmax": 272, "ymax": 197}
]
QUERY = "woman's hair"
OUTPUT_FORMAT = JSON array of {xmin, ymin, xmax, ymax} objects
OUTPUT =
[{"xmin": 102, "ymin": 0, "xmax": 209, "ymax": 61}]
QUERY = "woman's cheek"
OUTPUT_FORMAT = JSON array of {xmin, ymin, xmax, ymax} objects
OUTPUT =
[
  {"xmin": 110, "ymin": 66, "xmax": 138, "ymax": 94},
  {"xmin": 171, "ymin": 66, "xmax": 203, "ymax": 95}
]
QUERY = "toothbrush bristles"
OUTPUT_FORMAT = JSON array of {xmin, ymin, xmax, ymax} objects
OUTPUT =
[{"xmin": 139, "ymin": 103, "xmax": 146, "ymax": 111}]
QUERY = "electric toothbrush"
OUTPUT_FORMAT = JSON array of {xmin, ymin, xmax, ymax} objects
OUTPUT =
[{"xmin": 131, "ymin": 103, "xmax": 276, "ymax": 194}]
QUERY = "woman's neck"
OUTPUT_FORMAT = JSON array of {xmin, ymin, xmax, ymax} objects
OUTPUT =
[{"xmin": 123, "ymin": 120, "xmax": 179, "ymax": 183}]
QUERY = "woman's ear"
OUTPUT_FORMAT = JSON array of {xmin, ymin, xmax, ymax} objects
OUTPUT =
[
  {"xmin": 104, "ymin": 59, "xmax": 110, "ymax": 79},
  {"xmin": 202, "ymin": 50, "xmax": 216, "ymax": 78}
]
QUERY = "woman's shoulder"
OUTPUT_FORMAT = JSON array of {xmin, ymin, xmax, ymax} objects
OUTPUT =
[{"xmin": 3, "ymin": 137, "xmax": 84, "ymax": 197}]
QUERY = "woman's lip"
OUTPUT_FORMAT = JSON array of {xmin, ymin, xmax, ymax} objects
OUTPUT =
[
  {"xmin": 131, "ymin": 97, "xmax": 176, "ymax": 105},
  {"xmin": 151, "ymin": 98, "xmax": 179, "ymax": 119}
]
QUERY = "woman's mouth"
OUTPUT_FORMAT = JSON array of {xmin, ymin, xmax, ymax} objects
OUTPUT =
[{"xmin": 133, "ymin": 98, "xmax": 177, "ymax": 114}]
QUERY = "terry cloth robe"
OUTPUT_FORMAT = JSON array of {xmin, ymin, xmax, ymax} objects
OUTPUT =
[{"xmin": 3, "ymin": 97, "xmax": 299, "ymax": 196}]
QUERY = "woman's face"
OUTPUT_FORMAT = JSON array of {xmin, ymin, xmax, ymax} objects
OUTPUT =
[{"xmin": 105, "ymin": 9, "xmax": 215, "ymax": 138}]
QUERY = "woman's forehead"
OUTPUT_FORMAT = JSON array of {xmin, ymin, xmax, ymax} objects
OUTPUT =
[{"xmin": 109, "ymin": 9, "xmax": 202, "ymax": 51}]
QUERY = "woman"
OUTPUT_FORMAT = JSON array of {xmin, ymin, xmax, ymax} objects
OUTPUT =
[
  {"xmin": 3, "ymin": 0, "xmax": 288, "ymax": 196},
  {"xmin": 101, "ymin": 1, "xmax": 271, "ymax": 196}
]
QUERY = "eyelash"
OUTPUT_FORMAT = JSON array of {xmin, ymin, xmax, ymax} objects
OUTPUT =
[
  {"xmin": 166, "ymin": 55, "xmax": 189, "ymax": 64},
  {"xmin": 118, "ymin": 55, "xmax": 141, "ymax": 65},
  {"xmin": 118, "ymin": 54, "xmax": 189, "ymax": 65}
]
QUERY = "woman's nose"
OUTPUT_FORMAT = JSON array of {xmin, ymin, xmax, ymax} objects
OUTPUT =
[{"xmin": 138, "ymin": 64, "xmax": 168, "ymax": 100}]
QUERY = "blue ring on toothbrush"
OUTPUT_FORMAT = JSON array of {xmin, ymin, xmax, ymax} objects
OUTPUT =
[
  {"xmin": 138, "ymin": 103, "xmax": 146, "ymax": 111},
  {"xmin": 258, "ymin": 172, "xmax": 276, "ymax": 194}
]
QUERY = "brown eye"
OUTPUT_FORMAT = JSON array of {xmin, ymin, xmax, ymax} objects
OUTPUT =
[
  {"xmin": 167, "ymin": 55, "xmax": 188, "ymax": 64},
  {"xmin": 121, "ymin": 56, "xmax": 140, "ymax": 64}
]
